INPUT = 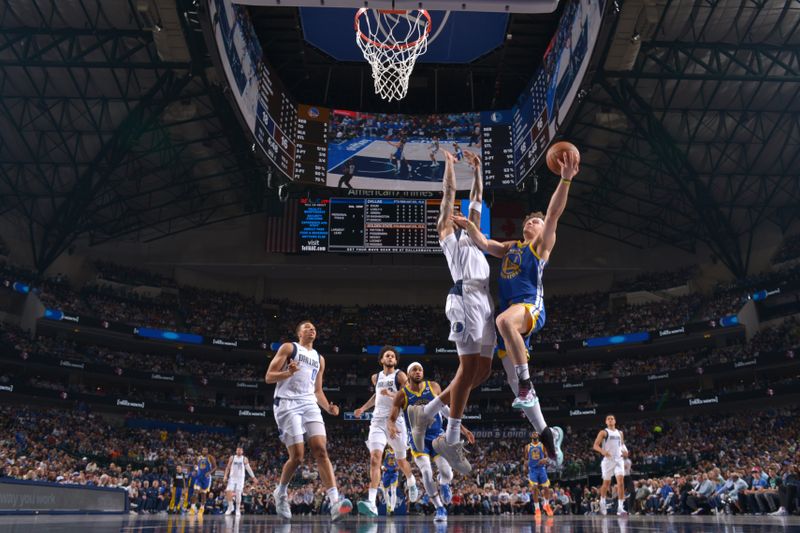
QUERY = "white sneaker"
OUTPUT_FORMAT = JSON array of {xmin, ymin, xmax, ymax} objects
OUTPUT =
[
  {"xmin": 273, "ymin": 488, "xmax": 291, "ymax": 520},
  {"xmin": 432, "ymin": 435, "xmax": 471, "ymax": 474},
  {"xmin": 235, "ymin": 509, "xmax": 241, "ymax": 517},
  {"xmin": 331, "ymin": 498, "xmax": 353, "ymax": 521},
  {"xmin": 357, "ymin": 500, "xmax": 378, "ymax": 517},
  {"xmin": 225, "ymin": 507, "xmax": 234, "ymax": 515},
  {"xmin": 770, "ymin": 508, "xmax": 788, "ymax": 516},
  {"xmin": 407, "ymin": 404, "xmax": 434, "ymax": 452},
  {"xmin": 512, "ymin": 389, "xmax": 539, "ymax": 409},
  {"xmin": 408, "ymin": 483, "xmax": 420, "ymax": 503}
]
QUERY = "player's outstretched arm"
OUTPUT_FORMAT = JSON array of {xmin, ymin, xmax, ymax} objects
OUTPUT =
[
  {"xmin": 244, "ymin": 459, "xmax": 256, "ymax": 478},
  {"xmin": 540, "ymin": 151, "xmax": 579, "ymax": 257},
  {"xmin": 451, "ymin": 213, "xmax": 512, "ymax": 258},
  {"xmin": 355, "ymin": 374, "xmax": 378, "ymax": 417},
  {"xmin": 437, "ymin": 151, "xmax": 457, "ymax": 239},
  {"xmin": 314, "ymin": 356, "xmax": 339, "ymax": 416},
  {"xmin": 463, "ymin": 151, "xmax": 483, "ymax": 227},
  {"xmin": 265, "ymin": 342, "xmax": 299, "ymax": 384}
]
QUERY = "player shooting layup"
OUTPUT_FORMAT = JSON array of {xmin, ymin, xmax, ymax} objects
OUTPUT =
[
  {"xmin": 451, "ymin": 150, "xmax": 580, "ymax": 466},
  {"xmin": 407, "ymin": 150, "xmax": 492, "ymax": 475}
]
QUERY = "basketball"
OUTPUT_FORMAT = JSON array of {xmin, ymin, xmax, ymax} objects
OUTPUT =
[{"xmin": 546, "ymin": 141, "xmax": 580, "ymax": 175}]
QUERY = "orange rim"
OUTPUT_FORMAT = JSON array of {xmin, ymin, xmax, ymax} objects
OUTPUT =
[{"xmin": 354, "ymin": 8, "xmax": 432, "ymax": 51}]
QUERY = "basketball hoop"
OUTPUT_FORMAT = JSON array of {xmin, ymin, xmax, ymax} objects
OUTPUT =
[{"xmin": 355, "ymin": 8, "xmax": 431, "ymax": 102}]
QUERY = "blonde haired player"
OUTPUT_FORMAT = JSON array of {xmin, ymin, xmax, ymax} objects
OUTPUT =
[
  {"xmin": 451, "ymin": 149, "xmax": 579, "ymax": 466},
  {"xmin": 266, "ymin": 320, "xmax": 352, "ymax": 521},
  {"xmin": 592, "ymin": 414, "xmax": 629, "ymax": 516},
  {"xmin": 222, "ymin": 446, "xmax": 255, "ymax": 516}
]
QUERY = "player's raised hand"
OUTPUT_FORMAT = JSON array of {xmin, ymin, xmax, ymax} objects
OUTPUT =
[
  {"xmin": 450, "ymin": 213, "xmax": 469, "ymax": 228},
  {"xmin": 463, "ymin": 151, "xmax": 481, "ymax": 170},
  {"xmin": 327, "ymin": 403, "xmax": 340, "ymax": 416},
  {"xmin": 462, "ymin": 427, "xmax": 475, "ymax": 445},
  {"xmin": 557, "ymin": 150, "xmax": 579, "ymax": 181},
  {"xmin": 287, "ymin": 361, "xmax": 300, "ymax": 375}
]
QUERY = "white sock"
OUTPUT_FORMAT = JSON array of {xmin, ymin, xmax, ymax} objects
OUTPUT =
[
  {"xmin": 423, "ymin": 396, "xmax": 444, "ymax": 418},
  {"xmin": 407, "ymin": 474, "xmax": 416, "ymax": 487},
  {"xmin": 432, "ymin": 494, "xmax": 444, "ymax": 509},
  {"xmin": 522, "ymin": 403, "xmax": 547, "ymax": 433},
  {"xmin": 618, "ymin": 499, "xmax": 625, "ymax": 509},
  {"xmin": 326, "ymin": 487, "xmax": 339, "ymax": 505},
  {"xmin": 600, "ymin": 497, "xmax": 606, "ymax": 507},
  {"xmin": 276, "ymin": 483, "xmax": 288, "ymax": 496},
  {"xmin": 445, "ymin": 417, "xmax": 462, "ymax": 445},
  {"xmin": 235, "ymin": 492, "xmax": 242, "ymax": 510},
  {"xmin": 514, "ymin": 364, "xmax": 530, "ymax": 382},
  {"xmin": 368, "ymin": 488, "xmax": 377, "ymax": 505},
  {"xmin": 534, "ymin": 501, "xmax": 540, "ymax": 510}
]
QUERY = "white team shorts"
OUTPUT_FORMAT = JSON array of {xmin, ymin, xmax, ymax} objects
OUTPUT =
[
  {"xmin": 366, "ymin": 417, "xmax": 408, "ymax": 456},
  {"xmin": 226, "ymin": 478, "xmax": 245, "ymax": 493},
  {"xmin": 445, "ymin": 282, "xmax": 496, "ymax": 358},
  {"xmin": 601, "ymin": 458, "xmax": 625, "ymax": 480},
  {"xmin": 273, "ymin": 397, "xmax": 325, "ymax": 446}
]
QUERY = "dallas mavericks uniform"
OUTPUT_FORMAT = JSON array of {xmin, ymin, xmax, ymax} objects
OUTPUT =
[
  {"xmin": 601, "ymin": 428, "xmax": 625, "ymax": 480},
  {"xmin": 382, "ymin": 451, "xmax": 399, "ymax": 488},
  {"xmin": 430, "ymin": 140, "xmax": 440, "ymax": 156},
  {"xmin": 527, "ymin": 443, "xmax": 549, "ymax": 486},
  {"xmin": 496, "ymin": 241, "xmax": 547, "ymax": 358},
  {"xmin": 273, "ymin": 342, "xmax": 326, "ymax": 445},
  {"xmin": 367, "ymin": 369, "xmax": 409, "ymax": 456},
  {"xmin": 402, "ymin": 381, "xmax": 444, "ymax": 458},
  {"xmin": 226, "ymin": 455, "xmax": 247, "ymax": 493},
  {"xmin": 440, "ymin": 228, "xmax": 496, "ymax": 357},
  {"xmin": 195, "ymin": 457, "xmax": 213, "ymax": 492}
]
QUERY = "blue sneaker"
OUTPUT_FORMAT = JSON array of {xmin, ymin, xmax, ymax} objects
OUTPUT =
[
  {"xmin": 440, "ymin": 484, "xmax": 452, "ymax": 505},
  {"xmin": 434, "ymin": 506, "xmax": 448, "ymax": 523}
]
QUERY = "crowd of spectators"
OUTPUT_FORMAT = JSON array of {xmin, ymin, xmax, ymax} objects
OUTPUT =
[
  {"xmin": 1, "ymin": 259, "xmax": 796, "ymax": 351},
  {"xmin": 330, "ymin": 112, "xmax": 480, "ymax": 143},
  {"xmin": 94, "ymin": 261, "xmax": 177, "ymax": 289},
  {"xmin": 612, "ymin": 266, "xmax": 697, "ymax": 293},
  {"xmin": 1, "ymin": 403, "xmax": 798, "ymax": 516},
  {"xmin": 773, "ymin": 234, "xmax": 800, "ymax": 265}
]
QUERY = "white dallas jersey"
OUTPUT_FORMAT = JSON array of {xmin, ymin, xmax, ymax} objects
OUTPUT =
[
  {"xmin": 440, "ymin": 229, "xmax": 490, "ymax": 283},
  {"xmin": 230, "ymin": 455, "xmax": 247, "ymax": 481},
  {"xmin": 274, "ymin": 342, "xmax": 320, "ymax": 401},
  {"xmin": 602, "ymin": 428, "xmax": 623, "ymax": 461},
  {"xmin": 373, "ymin": 369, "xmax": 401, "ymax": 420}
]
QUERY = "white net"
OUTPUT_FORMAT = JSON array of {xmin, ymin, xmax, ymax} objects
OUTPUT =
[{"xmin": 355, "ymin": 9, "xmax": 431, "ymax": 102}]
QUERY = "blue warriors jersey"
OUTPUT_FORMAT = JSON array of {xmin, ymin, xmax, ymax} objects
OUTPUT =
[
  {"xmin": 194, "ymin": 457, "xmax": 212, "ymax": 491},
  {"xmin": 382, "ymin": 453, "xmax": 399, "ymax": 487},
  {"xmin": 497, "ymin": 241, "xmax": 547, "ymax": 349},
  {"xmin": 402, "ymin": 381, "xmax": 443, "ymax": 456},
  {"xmin": 527, "ymin": 443, "xmax": 549, "ymax": 486}
]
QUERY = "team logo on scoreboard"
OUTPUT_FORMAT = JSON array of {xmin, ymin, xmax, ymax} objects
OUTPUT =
[
  {"xmin": 307, "ymin": 107, "xmax": 320, "ymax": 118},
  {"xmin": 491, "ymin": 111, "xmax": 504, "ymax": 123}
]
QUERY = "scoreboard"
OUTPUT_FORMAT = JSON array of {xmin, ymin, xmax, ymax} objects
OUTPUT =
[
  {"xmin": 254, "ymin": 62, "xmax": 297, "ymax": 180},
  {"xmin": 299, "ymin": 198, "xmax": 490, "ymax": 253},
  {"xmin": 480, "ymin": 110, "xmax": 516, "ymax": 187},
  {"xmin": 513, "ymin": 72, "xmax": 553, "ymax": 183},
  {"xmin": 329, "ymin": 198, "xmax": 440, "ymax": 253},
  {"xmin": 295, "ymin": 104, "xmax": 329, "ymax": 184}
]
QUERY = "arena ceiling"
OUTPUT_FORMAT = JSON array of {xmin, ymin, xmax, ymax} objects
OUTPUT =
[{"xmin": 1, "ymin": 0, "xmax": 799, "ymax": 278}]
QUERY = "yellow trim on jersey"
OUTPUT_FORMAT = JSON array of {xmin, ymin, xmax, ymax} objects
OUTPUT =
[
  {"xmin": 528, "ymin": 479, "xmax": 551, "ymax": 488},
  {"xmin": 411, "ymin": 449, "xmax": 430, "ymax": 459},
  {"xmin": 402, "ymin": 389, "xmax": 409, "ymax": 409},
  {"xmin": 523, "ymin": 304, "xmax": 540, "ymax": 337},
  {"xmin": 404, "ymin": 381, "xmax": 427, "ymax": 398},
  {"xmin": 529, "ymin": 242, "xmax": 542, "ymax": 260},
  {"xmin": 497, "ymin": 348, "xmax": 530, "ymax": 361}
]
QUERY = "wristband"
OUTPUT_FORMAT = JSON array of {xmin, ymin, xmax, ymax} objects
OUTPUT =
[
  {"xmin": 561, "ymin": 178, "xmax": 572, "ymax": 185},
  {"xmin": 469, "ymin": 200, "xmax": 482, "ymax": 213}
]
